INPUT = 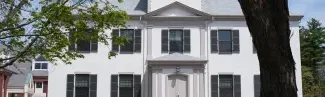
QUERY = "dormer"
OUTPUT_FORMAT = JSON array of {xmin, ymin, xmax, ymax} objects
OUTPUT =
[{"xmin": 32, "ymin": 56, "xmax": 49, "ymax": 71}]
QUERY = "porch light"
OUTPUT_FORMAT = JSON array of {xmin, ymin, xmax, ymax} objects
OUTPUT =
[{"xmin": 176, "ymin": 66, "xmax": 180, "ymax": 73}]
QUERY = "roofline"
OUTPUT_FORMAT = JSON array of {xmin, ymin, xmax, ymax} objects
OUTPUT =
[{"xmin": 129, "ymin": 15, "xmax": 303, "ymax": 21}]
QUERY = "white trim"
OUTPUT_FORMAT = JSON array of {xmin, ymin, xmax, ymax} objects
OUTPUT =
[
  {"xmin": 74, "ymin": 72, "xmax": 91, "ymax": 74},
  {"xmin": 218, "ymin": 72, "xmax": 234, "ymax": 75},
  {"xmin": 118, "ymin": 72, "xmax": 134, "ymax": 75}
]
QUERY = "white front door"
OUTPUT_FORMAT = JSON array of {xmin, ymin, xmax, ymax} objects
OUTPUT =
[{"xmin": 167, "ymin": 75, "xmax": 188, "ymax": 97}]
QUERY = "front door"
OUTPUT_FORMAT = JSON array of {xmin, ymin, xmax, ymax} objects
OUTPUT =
[{"xmin": 167, "ymin": 75, "xmax": 188, "ymax": 97}]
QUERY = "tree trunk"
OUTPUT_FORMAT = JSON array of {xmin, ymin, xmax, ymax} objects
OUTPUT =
[{"xmin": 237, "ymin": 0, "xmax": 298, "ymax": 97}]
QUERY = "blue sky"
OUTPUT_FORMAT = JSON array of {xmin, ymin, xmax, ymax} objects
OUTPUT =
[{"xmin": 289, "ymin": 0, "xmax": 325, "ymax": 26}]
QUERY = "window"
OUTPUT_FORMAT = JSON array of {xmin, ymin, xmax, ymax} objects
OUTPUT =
[
  {"xmin": 161, "ymin": 29, "xmax": 190, "ymax": 53},
  {"xmin": 254, "ymin": 75, "xmax": 261, "ymax": 97},
  {"xmin": 211, "ymin": 75, "xmax": 241, "ymax": 97},
  {"xmin": 34, "ymin": 63, "xmax": 48, "ymax": 70},
  {"xmin": 211, "ymin": 30, "xmax": 240, "ymax": 54},
  {"xmin": 111, "ymin": 74, "xmax": 141, "ymax": 97},
  {"xmin": 36, "ymin": 82, "xmax": 42, "ymax": 88},
  {"xmin": 8, "ymin": 93, "xmax": 17, "ymax": 97},
  {"xmin": 112, "ymin": 29, "xmax": 142, "ymax": 53},
  {"xmin": 66, "ymin": 74, "xmax": 97, "ymax": 97},
  {"xmin": 68, "ymin": 30, "xmax": 98, "ymax": 53}
]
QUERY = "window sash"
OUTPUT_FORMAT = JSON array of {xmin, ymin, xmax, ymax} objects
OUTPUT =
[
  {"xmin": 35, "ymin": 63, "xmax": 48, "ymax": 70},
  {"xmin": 112, "ymin": 29, "xmax": 141, "ymax": 53},
  {"xmin": 36, "ymin": 82, "xmax": 42, "ymax": 88},
  {"xmin": 162, "ymin": 29, "xmax": 191, "ymax": 54}
]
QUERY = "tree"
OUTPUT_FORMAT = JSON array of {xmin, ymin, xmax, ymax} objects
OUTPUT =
[
  {"xmin": 237, "ymin": 0, "xmax": 297, "ymax": 97},
  {"xmin": 300, "ymin": 18, "xmax": 325, "ymax": 97},
  {"xmin": 0, "ymin": 0, "xmax": 129, "ymax": 68}
]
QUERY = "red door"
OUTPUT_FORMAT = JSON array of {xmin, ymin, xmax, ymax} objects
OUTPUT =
[{"xmin": 43, "ymin": 81, "xmax": 48, "ymax": 97}]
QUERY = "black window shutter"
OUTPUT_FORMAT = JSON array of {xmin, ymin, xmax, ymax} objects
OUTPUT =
[
  {"xmin": 134, "ymin": 29, "xmax": 142, "ymax": 52},
  {"xmin": 232, "ymin": 30, "xmax": 240, "ymax": 53},
  {"xmin": 234, "ymin": 75, "xmax": 241, "ymax": 97},
  {"xmin": 134, "ymin": 75, "xmax": 141, "ymax": 97},
  {"xmin": 211, "ymin": 75, "xmax": 218, "ymax": 97},
  {"xmin": 254, "ymin": 75, "xmax": 261, "ymax": 97},
  {"xmin": 66, "ymin": 74, "xmax": 74, "ymax": 97},
  {"xmin": 90, "ymin": 75, "xmax": 97, "ymax": 97},
  {"xmin": 111, "ymin": 75, "xmax": 118, "ymax": 97},
  {"xmin": 68, "ymin": 32, "xmax": 76, "ymax": 51},
  {"xmin": 183, "ymin": 30, "xmax": 191, "ymax": 53},
  {"xmin": 112, "ymin": 30, "xmax": 119, "ymax": 52},
  {"xmin": 161, "ymin": 29, "xmax": 169, "ymax": 53},
  {"xmin": 91, "ymin": 41, "xmax": 98, "ymax": 52},
  {"xmin": 211, "ymin": 30, "xmax": 218, "ymax": 53}
]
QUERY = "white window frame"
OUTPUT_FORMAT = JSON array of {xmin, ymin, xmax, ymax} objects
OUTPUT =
[{"xmin": 33, "ymin": 61, "xmax": 49, "ymax": 70}]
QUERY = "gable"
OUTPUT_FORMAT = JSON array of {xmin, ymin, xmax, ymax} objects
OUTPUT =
[
  {"xmin": 157, "ymin": 6, "xmax": 198, "ymax": 17},
  {"xmin": 144, "ymin": 1, "xmax": 211, "ymax": 18}
]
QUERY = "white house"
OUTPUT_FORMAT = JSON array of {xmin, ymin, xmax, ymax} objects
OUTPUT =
[{"xmin": 47, "ymin": 0, "xmax": 304, "ymax": 97}]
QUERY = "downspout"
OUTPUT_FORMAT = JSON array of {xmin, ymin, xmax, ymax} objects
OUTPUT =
[
  {"xmin": 206, "ymin": 16, "xmax": 214, "ymax": 97},
  {"xmin": 139, "ymin": 15, "xmax": 149, "ymax": 97}
]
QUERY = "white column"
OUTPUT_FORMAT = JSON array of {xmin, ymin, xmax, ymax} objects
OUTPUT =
[
  {"xmin": 193, "ymin": 69, "xmax": 199, "ymax": 97},
  {"xmin": 199, "ymin": 69, "xmax": 205, "ymax": 97},
  {"xmin": 200, "ymin": 26, "xmax": 206, "ymax": 59},
  {"xmin": 147, "ymin": 25, "xmax": 153, "ymax": 59},
  {"xmin": 152, "ymin": 69, "xmax": 157, "ymax": 97},
  {"xmin": 157, "ymin": 70, "xmax": 162, "ymax": 97}
]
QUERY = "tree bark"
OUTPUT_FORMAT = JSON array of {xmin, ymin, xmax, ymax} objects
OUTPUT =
[{"xmin": 237, "ymin": 0, "xmax": 298, "ymax": 97}]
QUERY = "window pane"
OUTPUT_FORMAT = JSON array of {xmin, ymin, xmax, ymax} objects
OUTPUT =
[
  {"xmin": 75, "ymin": 87, "xmax": 89, "ymax": 97},
  {"xmin": 219, "ymin": 30, "xmax": 231, "ymax": 41},
  {"xmin": 77, "ymin": 40, "xmax": 91, "ymax": 52},
  {"xmin": 169, "ymin": 30, "xmax": 183, "ymax": 53},
  {"xmin": 41, "ymin": 63, "xmax": 48, "ymax": 69},
  {"xmin": 120, "ymin": 29, "xmax": 134, "ymax": 52},
  {"xmin": 220, "ymin": 75, "xmax": 233, "ymax": 97},
  {"xmin": 119, "ymin": 75, "xmax": 133, "ymax": 97},
  {"xmin": 76, "ymin": 74, "xmax": 89, "ymax": 87},
  {"xmin": 36, "ymin": 82, "xmax": 42, "ymax": 88},
  {"xmin": 219, "ymin": 41, "xmax": 232, "ymax": 53},
  {"xmin": 35, "ymin": 63, "xmax": 41, "ymax": 69}
]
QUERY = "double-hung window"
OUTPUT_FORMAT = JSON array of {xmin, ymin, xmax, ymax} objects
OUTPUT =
[
  {"xmin": 112, "ymin": 29, "xmax": 142, "ymax": 53},
  {"xmin": 66, "ymin": 74, "xmax": 97, "ymax": 97},
  {"xmin": 161, "ymin": 29, "xmax": 190, "ymax": 53},
  {"xmin": 68, "ymin": 29, "xmax": 98, "ymax": 53},
  {"xmin": 211, "ymin": 30, "xmax": 240, "ymax": 54},
  {"xmin": 111, "ymin": 74, "xmax": 141, "ymax": 97},
  {"xmin": 211, "ymin": 75, "xmax": 241, "ymax": 97}
]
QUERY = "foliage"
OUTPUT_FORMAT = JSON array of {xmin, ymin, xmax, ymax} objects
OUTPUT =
[
  {"xmin": 300, "ymin": 18, "xmax": 325, "ymax": 97},
  {"xmin": 0, "ymin": 0, "xmax": 129, "ymax": 68}
]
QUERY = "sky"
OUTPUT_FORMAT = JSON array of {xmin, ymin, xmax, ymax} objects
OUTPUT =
[{"xmin": 288, "ymin": 0, "xmax": 325, "ymax": 26}]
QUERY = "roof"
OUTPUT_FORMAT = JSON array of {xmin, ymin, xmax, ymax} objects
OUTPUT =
[
  {"xmin": 109, "ymin": 0, "xmax": 147, "ymax": 15},
  {"xmin": 147, "ymin": 53, "xmax": 208, "ymax": 65},
  {"xmin": 7, "ymin": 62, "xmax": 32, "ymax": 89},
  {"xmin": 116, "ymin": 0, "xmax": 302, "ymax": 20},
  {"xmin": 32, "ymin": 70, "xmax": 48, "ymax": 76}
]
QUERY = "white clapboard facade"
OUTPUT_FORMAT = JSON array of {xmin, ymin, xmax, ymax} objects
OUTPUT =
[{"xmin": 47, "ymin": 0, "xmax": 303, "ymax": 97}]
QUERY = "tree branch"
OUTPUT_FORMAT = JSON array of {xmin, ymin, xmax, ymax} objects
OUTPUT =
[
  {"xmin": 0, "ymin": 20, "xmax": 36, "ymax": 33},
  {"xmin": 0, "ymin": 36, "xmax": 39, "ymax": 68}
]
